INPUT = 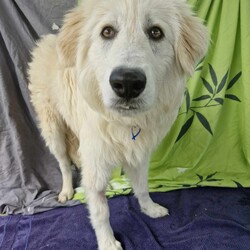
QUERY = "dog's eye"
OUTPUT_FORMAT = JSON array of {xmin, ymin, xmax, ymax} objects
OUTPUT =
[
  {"xmin": 148, "ymin": 26, "xmax": 164, "ymax": 41},
  {"xmin": 101, "ymin": 26, "xmax": 116, "ymax": 39}
]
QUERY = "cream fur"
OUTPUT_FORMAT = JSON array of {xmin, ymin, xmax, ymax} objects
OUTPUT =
[{"xmin": 28, "ymin": 0, "xmax": 209, "ymax": 249}]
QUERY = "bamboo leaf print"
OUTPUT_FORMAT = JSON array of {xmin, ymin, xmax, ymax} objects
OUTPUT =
[
  {"xmin": 216, "ymin": 71, "xmax": 229, "ymax": 93},
  {"xmin": 206, "ymin": 178, "xmax": 223, "ymax": 182},
  {"xmin": 193, "ymin": 95, "xmax": 211, "ymax": 101},
  {"xmin": 233, "ymin": 180, "xmax": 243, "ymax": 188},
  {"xmin": 206, "ymin": 172, "xmax": 218, "ymax": 180},
  {"xmin": 227, "ymin": 72, "xmax": 242, "ymax": 90},
  {"xmin": 177, "ymin": 62, "xmax": 241, "ymax": 141},
  {"xmin": 195, "ymin": 57, "xmax": 205, "ymax": 71},
  {"xmin": 196, "ymin": 174, "xmax": 203, "ymax": 181},
  {"xmin": 183, "ymin": 184, "xmax": 192, "ymax": 187},
  {"xmin": 176, "ymin": 115, "xmax": 195, "ymax": 142},
  {"xmin": 201, "ymin": 77, "xmax": 214, "ymax": 94},
  {"xmin": 214, "ymin": 98, "xmax": 224, "ymax": 105},
  {"xmin": 209, "ymin": 64, "xmax": 218, "ymax": 86},
  {"xmin": 194, "ymin": 172, "xmax": 222, "ymax": 186},
  {"xmin": 197, "ymin": 57, "xmax": 205, "ymax": 66},
  {"xmin": 225, "ymin": 94, "xmax": 241, "ymax": 102},
  {"xmin": 185, "ymin": 89, "xmax": 191, "ymax": 113},
  {"xmin": 195, "ymin": 66, "xmax": 203, "ymax": 71},
  {"xmin": 196, "ymin": 112, "xmax": 213, "ymax": 135}
]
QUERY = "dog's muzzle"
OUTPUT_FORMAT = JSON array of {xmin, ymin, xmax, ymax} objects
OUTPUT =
[{"xmin": 109, "ymin": 68, "xmax": 146, "ymax": 101}]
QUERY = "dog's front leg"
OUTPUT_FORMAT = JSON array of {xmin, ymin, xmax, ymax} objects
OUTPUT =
[
  {"xmin": 124, "ymin": 158, "xmax": 169, "ymax": 218},
  {"xmin": 81, "ymin": 160, "xmax": 123, "ymax": 250}
]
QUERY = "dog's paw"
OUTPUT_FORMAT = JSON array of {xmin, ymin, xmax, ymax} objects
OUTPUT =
[
  {"xmin": 99, "ymin": 239, "xmax": 123, "ymax": 250},
  {"xmin": 141, "ymin": 202, "xmax": 169, "ymax": 218},
  {"xmin": 58, "ymin": 188, "xmax": 74, "ymax": 203}
]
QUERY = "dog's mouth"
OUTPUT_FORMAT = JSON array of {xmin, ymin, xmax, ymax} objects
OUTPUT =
[
  {"xmin": 110, "ymin": 99, "xmax": 145, "ymax": 115},
  {"xmin": 116, "ymin": 104, "xmax": 137, "ymax": 111},
  {"xmin": 115, "ymin": 104, "xmax": 139, "ymax": 114}
]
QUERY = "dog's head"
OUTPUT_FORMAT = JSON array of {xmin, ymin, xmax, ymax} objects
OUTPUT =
[{"xmin": 57, "ymin": 0, "xmax": 209, "ymax": 116}]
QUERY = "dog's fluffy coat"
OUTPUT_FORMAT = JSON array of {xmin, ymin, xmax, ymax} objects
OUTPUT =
[{"xmin": 28, "ymin": 0, "xmax": 209, "ymax": 249}]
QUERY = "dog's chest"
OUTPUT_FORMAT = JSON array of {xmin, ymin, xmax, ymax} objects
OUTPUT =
[{"xmin": 104, "ymin": 122, "xmax": 165, "ymax": 167}]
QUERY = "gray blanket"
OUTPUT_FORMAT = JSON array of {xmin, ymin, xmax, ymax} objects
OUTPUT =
[{"xmin": 0, "ymin": 0, "xmax": 80, "ymax": 215}]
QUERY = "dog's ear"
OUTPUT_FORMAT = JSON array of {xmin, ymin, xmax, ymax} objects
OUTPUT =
[
  {"xmin": 56, "ymin": 7, "xmax": 84, "ymax": 67},
  {"xmin": 176, "ymin": 7, "xmax": 209, "ymax": 75}
]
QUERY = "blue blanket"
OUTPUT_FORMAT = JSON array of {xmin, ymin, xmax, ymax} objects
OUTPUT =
[{"xmin": 1, "ymin": 188, "xmax": 250, "ymax": 249}]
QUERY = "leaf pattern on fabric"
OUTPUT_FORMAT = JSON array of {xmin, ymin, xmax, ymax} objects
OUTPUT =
[
  {"xmin": 175, "ymin": 115, "xmax": 194, "ymax": 142},
  {"xmin": 201, "ymin": 77, "xmax": 214, "ymax": 94},
  {"xmin": 193, "ymin": 95, "xmax": 211, "ymax": 101},
  {"xmin": 196, "ymin": 112, "xmax": 213, "ymax": 135},
  {"xmin": 225, "ymin": 94, "xmax": 241, "ymax": 102},
  {"xmin": 182, "ymin": 172, "xmax": 223, "ymax": 188},
  {"xmin": 216, "ymin": 71, "xmax": 229, "ymax": 94},
  {"xmin": 195, "ymin": 57, "xmax": 205, "ymax": 72},
  {"xmin": 177, "ymin": 62, "xmax": 242, "ymax": 142},
  {"xmin": 233, "ymin": 181, "xmax": 244, "ymax": 188},
  {"xmin": 209, "ymin": 64, "xmax": 218, "ymax": 86},
  {"xmin": 227, "ymin": 72, "xmax": 242, "ymax": 90},
  {"xmin": 185, "ymin": 89, "xmax": 191, "ymax": 113}
]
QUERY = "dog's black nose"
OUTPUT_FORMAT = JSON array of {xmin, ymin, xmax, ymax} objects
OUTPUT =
[{"xmin": 109, "ymin": 68, "xmax": 146, "ymax": 100}]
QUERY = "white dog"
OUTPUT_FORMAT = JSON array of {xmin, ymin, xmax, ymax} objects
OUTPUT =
[{"xmin": 28, "ymin": 0, "xmax": 209, "ymax": 249}]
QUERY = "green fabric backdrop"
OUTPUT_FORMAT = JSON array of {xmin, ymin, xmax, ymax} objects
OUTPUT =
[{"xmin": 74, "ymin": 0, "xmax": 250, "ymax": 201}]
